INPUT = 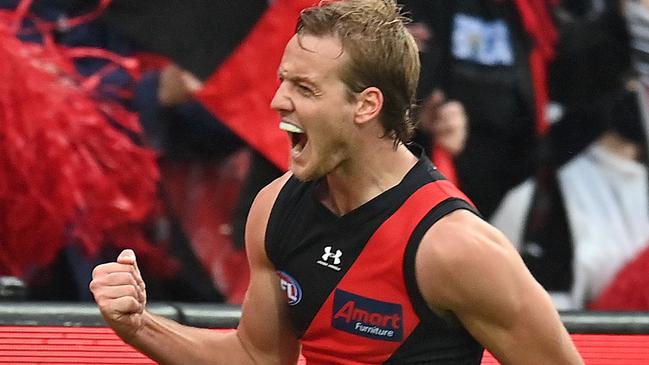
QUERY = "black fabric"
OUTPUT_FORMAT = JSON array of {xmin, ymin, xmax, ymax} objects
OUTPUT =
[
  {"xmin": 402, "ymin": 199, "xmax": 480, "ymax": 325},
  {"xmin": 429, "ymin": 0, "xmax": 534, "ymax": 138},
  {"xmin": 520, "ymin": 169, "xmax": 573, "ymax": 292},
  {"xmin": 398, "ymin": 0, "xmax": 456, "ymax": 95},
  {"xmin": 542, "ymin": 2, "xmax": 631, "ymax": 168},
  {"xmin": 456, "ymin": 126, "xmax": 538, "ymax": 218},
  {"xmin": 387, "ymin": 198, "xmax": 483, "ymax": 365},
  {"xmin": 134, "ymin": 70, "xmax": 245, "ymax": 160},
  {"xmin": 385, "ymin": 323, "xmax": 483, "ymax": 365},
  {"xmin": 609, "ymin": 90, "xmax": 646, "ymax": 150},
  {"xmin": 266, "ymin": 151, "xmax": 484, "ymax": 363},
  {"xmin": 265, "ymin": 156, "xmax": 441, "ymax": 337},
  {"xmin": 104, "ymin": 0, "xmax": 268, "ymax": 80},
  {"xmin": 399, "ymin": 0, "xmax": 454, "ymax": 98},
  {"xmin": 402, "ymin": 0, "xmax": 534, "ymax": 135},
  {"xmin": 549, "ymin": 5, "xmax": 630, "ymax": 109},
  {"xmin": 400, "ymin": 0, "xmax": 539, "ymax": 218},
  {"xmin": 541, "ymin": 101, "xmax": 610, "ymax": 169},
  {"xmin": 144, "ymin": 213, "xmax": 226, "ymax": 302},
  {"xmin": 231, "ymin": 150, "xmax": 282, "ymax": 250}
]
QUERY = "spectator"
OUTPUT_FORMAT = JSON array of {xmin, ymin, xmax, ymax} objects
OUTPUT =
[
  {"xmin": 582, "ymin": 0, "xmax": 649, "ymax": 311},
  {"xmin": 400, "ymin": 0, "xmax": 559, "ymax": 218},
  {"xmin": 491, "ymin": 89, "xmax": 649, "ymax": 309},
  {"xmin": 490, "ymin": 0, "xmax": 648, "ymax": 310}
]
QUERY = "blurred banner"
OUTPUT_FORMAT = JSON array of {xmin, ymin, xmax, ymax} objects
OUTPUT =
[{"xmin": 105, "ymin": 0, "xmax": 320, "ymax": 170}]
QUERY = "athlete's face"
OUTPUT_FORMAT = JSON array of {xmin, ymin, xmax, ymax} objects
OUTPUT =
[{"xmin": 271, "ymin": 34, "xmax": 358, "ymax": 181}]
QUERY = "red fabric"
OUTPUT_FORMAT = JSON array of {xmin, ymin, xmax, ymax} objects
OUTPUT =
[
  {"xmin": 528, "ymin": 48, "xmax": 551, "ymax": 135},
  {"xmin": 161, "ymin": 151, "xmax": 251, "ymax": 304},
  {"xmin": 133, "ymin": 51, "xmax": 171, "ymax": 73},
  {"xmin": 196, "ymin": 0, "xmax": 318, "ymax": 171},
  {"xmin": 301, "ymin": 181, "xmax": 472, "ymax": 363},
  {"xmin": 0, "ymin": 6, "xmax": 161, "ymax": 278},
  {"xmin": 589, "ymin": 244, "xmax": 649, "ymax": 311},
  {"xmin": 513, "ymin": 0, "xmax": 559, "ymax": 135},
  {"xmin": 432, "ymin": 145, "xmax": 458, "ymax": 185}
]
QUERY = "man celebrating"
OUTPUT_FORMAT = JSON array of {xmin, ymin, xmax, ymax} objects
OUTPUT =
[{"xmin": 90, "ymin": 0, "xmax": 584, "ymax": 363}]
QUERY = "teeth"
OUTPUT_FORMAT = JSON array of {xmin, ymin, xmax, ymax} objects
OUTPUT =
[{"xmin": 279, "ymin": 121, "xmax": 304, "ymax": 133}]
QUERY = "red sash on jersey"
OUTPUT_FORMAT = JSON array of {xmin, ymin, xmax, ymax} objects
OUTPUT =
[{"xmin": 300, "ymin": 180, "xmax": 471, "ymax": 364}]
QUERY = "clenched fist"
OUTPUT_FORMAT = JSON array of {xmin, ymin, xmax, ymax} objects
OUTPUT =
[{"xmin": 89, "ymin": 249, "xmax": 147, "ymax": 341}]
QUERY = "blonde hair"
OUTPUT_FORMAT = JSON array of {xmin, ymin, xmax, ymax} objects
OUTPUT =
[{"xmin": 297, "ymin": 0, "xmax": 420, "ymax": 144}]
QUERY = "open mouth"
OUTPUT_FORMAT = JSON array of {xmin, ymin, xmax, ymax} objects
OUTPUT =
[{"xmin": 279, "ymin": 121, "xmax": 308, "ymax": 153}]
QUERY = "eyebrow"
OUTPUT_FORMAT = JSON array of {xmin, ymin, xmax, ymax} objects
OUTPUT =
[
  {"xmin": 277, "ymin": 69, "xmax": 318, "ymax": 86},
  {"xmin": 277, "ymin": 70, "xmax": 315, "ymax": 84}
]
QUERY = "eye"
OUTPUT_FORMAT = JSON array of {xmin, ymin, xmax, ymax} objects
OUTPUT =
[{"xmin": 296, "ymin": 84, "xmax": 314, "ymax": 96}]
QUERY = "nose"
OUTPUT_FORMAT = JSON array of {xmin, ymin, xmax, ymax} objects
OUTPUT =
[{"xmin": 270, "ymin": 81, "xmax": 292, "ymax": 113}]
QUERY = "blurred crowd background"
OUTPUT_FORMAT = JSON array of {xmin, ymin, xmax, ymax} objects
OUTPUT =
[{"xmin": 0, "ymin": 0, "xmax": 648, "ymax": 312}]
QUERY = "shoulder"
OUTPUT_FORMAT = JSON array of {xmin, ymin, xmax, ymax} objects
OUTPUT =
[
  {"xmin": 251, "ymin": 172, "xmax": 293, "ymax": 211},
  {"xmin": 418, "ymin": 209, "xmax": 513, "ymax": 262},
  {"xmin": 413, "ymin": 212, "xmax": 584, "ymax": 365},
  {"xmin": 245, "ymin": 172, "xmax": 293, "ymax": 265},
  {"xmin": 415, "ymin": 209, "xmax": 525, "ymax": 311}
]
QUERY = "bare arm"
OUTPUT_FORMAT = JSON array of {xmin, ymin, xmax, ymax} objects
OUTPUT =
[
  {"xmin": 90, "ymin": 173, "xmax": 300, "ymax": 365},
  {"xmin": 416, "ymin": 210, "xmax": 583, "ymax": 365}
]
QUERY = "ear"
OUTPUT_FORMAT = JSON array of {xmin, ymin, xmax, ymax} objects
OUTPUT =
[{"xmin": 354, "ymin": 87, "xmax": 383, "ymax": 125}]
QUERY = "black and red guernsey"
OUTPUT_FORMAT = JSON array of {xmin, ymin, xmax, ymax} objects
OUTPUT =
[{"xmin": 266, "ymin": 150, "xmax": 484, "ymax": 364}]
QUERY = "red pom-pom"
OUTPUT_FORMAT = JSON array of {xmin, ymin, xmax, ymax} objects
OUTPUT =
[{"xmin": 0, "ymin": 11, "xmax": 161, "ymax": 279}]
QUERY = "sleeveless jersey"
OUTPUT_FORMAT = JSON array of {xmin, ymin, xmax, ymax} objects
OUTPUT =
[{"xmin": 266, "ymin": 155, "xmax": 484, "ymax": 364}]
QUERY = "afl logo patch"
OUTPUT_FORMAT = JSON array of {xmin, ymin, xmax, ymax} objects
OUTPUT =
[{"xmin": 277, "ymin": 271, "xmax": 302, "ymax": 306}]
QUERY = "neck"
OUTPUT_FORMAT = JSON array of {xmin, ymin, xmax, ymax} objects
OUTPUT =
[{"xmin": 319, "ymin": 142, "xmax": 418, "ymax": 216}]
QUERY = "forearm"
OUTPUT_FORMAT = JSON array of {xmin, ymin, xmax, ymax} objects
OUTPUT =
[
  {"xmin": 513, "ymin": 294, "xmax": 583, "ymax": 365},
  {"xmin": 482, "ymin": 298, "xmax": 583, "ymax": 365},
  {"xmin": 497, "ymin": 322, "xmax": 583, "ymax": 365},
  {"xmin": 125, "ymin": 311, "xmax": 257, "ymax": 365},
  {"xmin": 456, "ymin": 273, "xmax": 583, "ymax": 364}
]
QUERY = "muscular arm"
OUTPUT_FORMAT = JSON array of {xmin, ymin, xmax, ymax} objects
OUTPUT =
[
  {"xmin": 416, "ymin": 210, "xmax": 583, "ymax": 365},
  {"xmin": 90, "ymin": 174, "xmax": 299, "ymax": 365}
]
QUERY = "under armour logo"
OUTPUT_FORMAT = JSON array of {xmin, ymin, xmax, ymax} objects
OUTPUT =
[
  {"xmin": 322, "ymin": 246, "xmax": 343, "ymax": 265},
  {"xmin": 318, "ymin": 245, "xmax": 343, "ymax": 271}
]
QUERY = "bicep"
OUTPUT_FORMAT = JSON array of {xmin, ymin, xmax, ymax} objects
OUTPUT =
[
  {"xmin": 236, "ymin": 174, "xmax": 300, "ymax": 365},
  {"xmin": 237, "ymin": 263, "xmax": 300, "ymax": 365},
  {"xmin": 450, "ymin": 248, "xmax": 567, "ymax": 364},
  {"xmin": 417, "ymin": 211, "xmax": 581, "ymax": 365}
]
